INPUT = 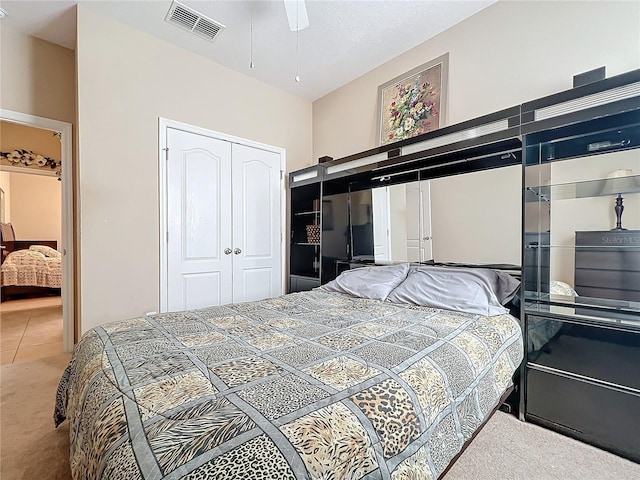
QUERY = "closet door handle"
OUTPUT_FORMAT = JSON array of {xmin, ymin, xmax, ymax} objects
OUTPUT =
[
  {"xmin": 224, "ymin": 248, "xmax": 232, "ymax": 255},
  {"xmin": 234, "ymin": 248, "xmax": 242, "ymax": 255}
]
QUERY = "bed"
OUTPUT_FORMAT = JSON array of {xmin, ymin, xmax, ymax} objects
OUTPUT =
[
  {"xmin": 0, "ymin": 222, "xmax": 61, "ymax": 301},
  {"xmin": 55, "ymin": 264, "xmax": 523, "ymax": 480}
]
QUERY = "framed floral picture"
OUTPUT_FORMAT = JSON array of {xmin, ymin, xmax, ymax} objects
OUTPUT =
[{"xmin": 376, "ymin": 53, "xmax": 448, "ymax": 146}]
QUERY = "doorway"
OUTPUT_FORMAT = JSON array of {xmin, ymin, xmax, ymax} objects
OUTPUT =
[
  {"xmin": 158, "ymin": 118, "xmax": 286, "ymax": 312},
  {"xmin": 0, "ymin": 110, "xmax": 74, "ymax": 355}
]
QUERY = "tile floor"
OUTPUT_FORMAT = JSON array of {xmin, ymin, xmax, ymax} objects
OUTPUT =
[{"xmin": 0, "ymin": 296, "xmax": 63, "ymax": 365}]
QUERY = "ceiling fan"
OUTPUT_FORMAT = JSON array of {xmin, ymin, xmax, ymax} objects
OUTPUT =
[{"xmin": 283, "ymin": 0, "xmax": 309, "ymax": 31}]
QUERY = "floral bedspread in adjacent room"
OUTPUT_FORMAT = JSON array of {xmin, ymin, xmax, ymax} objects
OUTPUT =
[
  {"xmin": 1, "ymin": 246, "xmax": 62, "ymax": 288},
  {"xmin": 55, "ymin": 290, "xmax": 523, "ymax": 480}
]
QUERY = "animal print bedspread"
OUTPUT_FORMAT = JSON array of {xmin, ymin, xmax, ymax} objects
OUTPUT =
[{"xmin": 55, "ymin": 290, "xmax": 523, "ymax": 479}]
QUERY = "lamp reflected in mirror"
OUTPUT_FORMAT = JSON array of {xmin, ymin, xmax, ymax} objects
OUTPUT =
[{"xmin": 600, "ymin": 169, "xmax": 640, "ymax": 231}]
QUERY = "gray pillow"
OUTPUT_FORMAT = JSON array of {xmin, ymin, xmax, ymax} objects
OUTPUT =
[
  {"xmin": 484, "ymin": 268, "xmax": 521, "ymax": 305},
  {"xmin": 386, "ymin": 266, "xmax": 521, "ymax": 316},
  {"xmin": 320, "ymin": 263, "xmax": 410, "ymax": 300}
]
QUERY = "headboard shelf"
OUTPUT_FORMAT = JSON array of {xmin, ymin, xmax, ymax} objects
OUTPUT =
[{"xmin": 321, "ymin": 104, "xmax": 522, "ymax": 183}]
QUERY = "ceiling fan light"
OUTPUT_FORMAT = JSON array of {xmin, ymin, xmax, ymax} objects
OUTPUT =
[{"xmin": 283, "ymin": 0, "xmax": 309, "ymax": 31}]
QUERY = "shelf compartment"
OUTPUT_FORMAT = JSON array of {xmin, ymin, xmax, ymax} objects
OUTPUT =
[
  {"xmin": 526, "ymin": 175, "xmax": 640, "ymax": 201},
  {"xmin": 523, "ymin": 293, "xmax": 640, "ymax": 326},
  {"xmin": 524, "ymin": 243, "xmax": 640, "ymax": 249},
  {"xmin": 294, "ymin": 210, "xmax": 321, "ymax": 216}
]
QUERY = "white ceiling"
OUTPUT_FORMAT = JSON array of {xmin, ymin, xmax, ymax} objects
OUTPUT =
[{"xmin": 0, "ymin": 0, "xmax": 496, "ymax": 101}]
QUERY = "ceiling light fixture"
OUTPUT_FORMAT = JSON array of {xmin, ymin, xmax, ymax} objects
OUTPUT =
[{"xmin": 283, "ymin": 0, "xmax": 308, "ymax": 32}]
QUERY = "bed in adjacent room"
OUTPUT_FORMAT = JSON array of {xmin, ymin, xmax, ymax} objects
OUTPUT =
[
  {"xmin": 0, "ymin": 222, "xmax": 61, "ymax": 301},
  {"xmin": 55, "ymin": 264, "xmax": 523, "ymax": 480}
]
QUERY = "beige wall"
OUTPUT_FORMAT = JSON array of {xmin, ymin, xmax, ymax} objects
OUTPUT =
[
  {"xmin": 76, "ymin": 6, "xmax": 313, "ymax": 332},
  {"xmin": 0, "ymin": 26, "xmax": 76, "ymax": 124},
  {"xmin": 2, "ymin": 172, "xmax": 62, "ymax": 249},
  {"xmin": 1, "ymin": 25, "xmax": 76, "ymax": 340},
  {"xmin": 313, "ymin": 1, "xmax": 640, "ymax": 160},
  {"xmin": 312, "ymin": 0, "xmax": 640, "ymax": 268},
  {"xmin": 0, "ymin": 171, "xmax": 10, "ymax": 223}
]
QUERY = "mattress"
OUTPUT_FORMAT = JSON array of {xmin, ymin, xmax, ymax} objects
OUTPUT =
[{"xmin": 55, "ymin": 290, "xmax": 523, "ymax": 479}]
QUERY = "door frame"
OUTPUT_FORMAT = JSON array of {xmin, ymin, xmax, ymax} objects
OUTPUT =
[
  {"xmin": 0, "ymin": 109, "xmax": 74, "ymax": 352},
  {"xmin": 158, "ymin": 117, "xmax": 286, "ymax": 313}
]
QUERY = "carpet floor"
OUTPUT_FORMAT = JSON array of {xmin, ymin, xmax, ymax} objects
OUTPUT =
[{"xmin": 1, "ymin": 353, "xmax": 638, "ymax": 479}]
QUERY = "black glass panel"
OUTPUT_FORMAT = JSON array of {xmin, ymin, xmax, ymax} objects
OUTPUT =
[
  {"xmin": 527, "ymin": 315, "xmax": 640, "ymax": 390},
  {"xmin": 527, "ymin": 369, "xmax": 640, "ymax": 463},
  {"xmin": 524, "ymin": 110, "xmax": 640, "ymax": 166},
  {"xmin": 321, "ymin": 192, "xmax": 350, "ymax": 283},
  {"xmin": 349, "ymin": 189, "xmax": 374, "ymax": 262}
]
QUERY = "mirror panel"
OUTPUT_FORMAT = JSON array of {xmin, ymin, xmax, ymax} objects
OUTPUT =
[
  {"xmin": 371, "ymin": 181, "xmax": 431, "ymax": 263},
  {"xmin": 548, "ymin": 150, "xmax": 640, "ymax": 288},
  {"xmin": 427, "ymin": 165, "xmax": 521, "ymax": 265},
  {"xmin": 320, "ymin": 164, "xmax": 522, "ymax": 282}
]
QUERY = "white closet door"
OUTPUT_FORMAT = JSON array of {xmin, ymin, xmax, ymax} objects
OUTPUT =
[
  {"xmin": 167, "ymin": 128, "xmax": 233, "ymax": 311},
  {"xmin": 372, "ymin": 186, "xmax": 391, "ymax": 262},
  {"xmin": 419, "ymin": 179, "xmax": 433, "ymax": 262},
  {"xmin": 231, "ymin": 144, "xmax": 281, "ymax": 303},
  {"xmin": 405, "ymin": 181, "xmax": 421, "ymax": 262}
]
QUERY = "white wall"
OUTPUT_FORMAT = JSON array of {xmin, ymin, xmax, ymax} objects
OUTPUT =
[
  {"xmin": 76, "ymin": 6, "xmax": 313, "ymax": 332},
  {"xmin": 312, "ymin": 0, "xmax": 640, "ymax": 267}
]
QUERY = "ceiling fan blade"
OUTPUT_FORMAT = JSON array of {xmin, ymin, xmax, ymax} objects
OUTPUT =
[{"xmin": 283, "ymin": 0, "xmax": 309, "ymax": 31}]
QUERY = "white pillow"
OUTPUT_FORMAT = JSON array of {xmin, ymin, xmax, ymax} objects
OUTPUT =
[
  {"xmin": 550, "ymin": 280, "xmax": 578, "ymax": 297},
  {"xmin": 29, "ymin": 244, "xmax": 61, "ymax": 259},
  {"xmin": 386, "ymin": 266, "xmax": 519, "ymax": 316},
  {"xmin": 320, "ymin": 263, "xmax": 410, "ymax": 301}
]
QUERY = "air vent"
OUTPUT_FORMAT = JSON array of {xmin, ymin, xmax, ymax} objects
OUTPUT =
[{"xmin": 165, "ymin": 1, "xmax": 225, "ymax": 42}]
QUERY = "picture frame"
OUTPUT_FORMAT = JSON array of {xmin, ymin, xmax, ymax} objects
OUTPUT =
[{"xmin": 376, "ymin": 53, "xmax": 449, "ymax": 146}]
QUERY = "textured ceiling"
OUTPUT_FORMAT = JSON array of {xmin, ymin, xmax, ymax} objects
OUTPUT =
[{"xmin": 0, "ymin": 0, "xmax": 496, "ymax": 100}]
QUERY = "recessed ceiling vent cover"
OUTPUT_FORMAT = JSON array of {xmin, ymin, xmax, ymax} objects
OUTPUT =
[{"xmin": 165, "ymin": 1, "xmax": 225, "ymax": 42}]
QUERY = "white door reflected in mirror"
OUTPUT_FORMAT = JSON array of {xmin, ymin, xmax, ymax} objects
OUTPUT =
[{"xmin": 372, "ymin": 180, "xmax": 432, "ymax": 263}]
